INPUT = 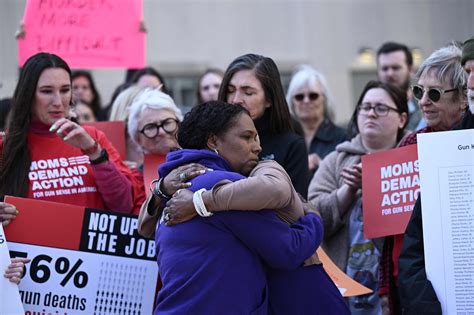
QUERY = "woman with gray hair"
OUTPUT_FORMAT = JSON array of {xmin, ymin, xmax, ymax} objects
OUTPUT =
[
  {"xmin": 286, "ymin": 65, "xmax": 346, "ymax": 172},
  {"xmin": 398, "ymin": 42, "xmax": 467, "ymax": 146},
  {"xmin": 381, "ymin": 42, "xmax": 468, "ymax": 315},
  {"xmin": 125, "ymin": 89, "xmax": 183, "ymax": 214},
  {"xmin": 128, "ymin": 88, "xmax": 183, "ymax": 158}
]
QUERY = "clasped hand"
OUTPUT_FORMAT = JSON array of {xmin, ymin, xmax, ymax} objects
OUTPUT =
[
  {"xmin": 340, "ymin": 162, "xmax": 362, "ymax": 191},
  {"xmin": 159, "ymin": 163, "xmax": 211, "ymax": 226}
]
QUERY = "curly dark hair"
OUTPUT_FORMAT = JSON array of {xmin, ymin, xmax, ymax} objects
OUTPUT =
[{"xmin": 178, "ymin": 101, "xmax": 249, "ymax": 149}]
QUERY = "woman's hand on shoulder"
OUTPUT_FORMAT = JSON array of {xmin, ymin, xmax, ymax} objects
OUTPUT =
[
  {"xmin": 50, "ymin": 118, "xmax": 98, "ymax": 155},
  {"xmin": 0, "ymin": 202, "xmax": 18, "ymax": 226},
  {"xmin": 161, "ymin": 163, "xmax": 210, "ymax": 196},
  {"xmin": 163, "ymin": 189, "xmax": 196, "ymax": 226}
]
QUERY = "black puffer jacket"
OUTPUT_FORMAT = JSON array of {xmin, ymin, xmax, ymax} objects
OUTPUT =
[{"xmin": 398, "ymin": 197, "xmax": 442, "ymax": 314}]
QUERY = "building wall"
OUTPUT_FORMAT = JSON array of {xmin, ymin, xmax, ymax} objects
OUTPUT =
[{"xmin": 1, "ymin": 0, "xmax": 473, "ymax": 124}]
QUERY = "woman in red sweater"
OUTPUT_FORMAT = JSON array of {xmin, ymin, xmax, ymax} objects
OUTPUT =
[
  {"xmin": 0, "ymin": 52, "xmax": 134, "ymax": 211},
  {"xmin": 0, "ymin": 53, "xmax": 135, "ymax": 281}
]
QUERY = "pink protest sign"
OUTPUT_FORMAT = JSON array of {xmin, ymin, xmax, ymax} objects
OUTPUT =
[{"xmin": 18, "ymin": 0, "xmax": 145, "ymax": 68}]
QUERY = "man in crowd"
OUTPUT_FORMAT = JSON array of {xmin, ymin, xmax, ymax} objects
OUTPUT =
[
  {"xmin": 398, "ymin": 37, "xmax": 474, "ymax": 315},
  {"xmin": 460, "ymin": 38, "xmax": 474, "ymax": 126},
  {"xmin": 377, "ymin": 42, "xmax": 424, "ymax": 130}
]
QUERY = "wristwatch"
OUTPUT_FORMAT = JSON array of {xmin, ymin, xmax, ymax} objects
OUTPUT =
[{"xmin": 90, "ymin": 149, "xmax": 109, "ymax": 165}]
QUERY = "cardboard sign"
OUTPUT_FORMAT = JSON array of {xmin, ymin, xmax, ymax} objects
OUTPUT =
[
  {"xmin": 317, "ymin": 248, "xmax": 372, "ymax": 297},
  {"xmin": 143, "ymin": 154, "xmax": 166, "ymax": 197},
  {"xmin": 85, "ymin": 121, "xmax": 126, "ymax": 160},
  {"xmin": 18, "ymin": 0, "xmax": 145, "ymax": 68},
  {"xmin": 4, "ymin": 196, "xmax": 158, "ymax": 314},
  {"xmin": 362, "ymin": 145, "xmax": 419, "ymax": 239}
]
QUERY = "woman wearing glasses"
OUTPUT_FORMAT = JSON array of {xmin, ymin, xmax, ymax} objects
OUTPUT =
[
  {"xmin": 308, "ymin": 80, "xmax": 408, "ymax": 315},
  {"xmin": 397, "ymin": 43, "xmax": 466, "ymax": 147},
  {"xmin": 286, "ymin": 65, "xmax": 346, "ymax": 173},
  {"xmin": 128, "ymin": 89, "xmax": 182, "ymax": 158},
  {"xmin": 127, "ymin": 88, "xmax": 183, "ymax": 212},
  {"xmin": 381, "ymin": 43, "xmax": 467, "ymax": 315}
]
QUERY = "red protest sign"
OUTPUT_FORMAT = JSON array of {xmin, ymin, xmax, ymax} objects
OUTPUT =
[
  {"xmin": 85, "ymin": 121, "xmax": 126, "ymax": 159},
  {"xmin": 18, "ymin": 0, "xmax": 145, "ymax": 68},
  {"xmin": 361, "ymin": 145, "xmax": 419, "ymax": 239},
  {"xmin": 4, "ymin": 196, "xmax": 85, "ymax": 250},
  {"xmin": 143, "ymin": 154, "xmax": 167, "ymax": 197}
]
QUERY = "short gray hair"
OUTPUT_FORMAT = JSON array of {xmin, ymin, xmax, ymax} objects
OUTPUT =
[
  {"xmin": 127, "ymin": 88, "xmax": 183, "ymax": 145},
  {"xmin": 286, "ymin": 64, "xmax": 335, "ymax": 121},
  {"xmin": 415, "ymin": 43, "xmax": 467, "ymax": 98}
]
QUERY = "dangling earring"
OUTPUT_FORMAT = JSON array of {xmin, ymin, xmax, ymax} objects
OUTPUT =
[{"xmin": 213, "ymin": 148, "xmax": 219, "ymax": 155}]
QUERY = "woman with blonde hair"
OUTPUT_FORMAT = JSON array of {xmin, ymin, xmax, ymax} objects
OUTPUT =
[{"xmin": 108, "ymin": 85, "xmax": 146, "ymax": 166}]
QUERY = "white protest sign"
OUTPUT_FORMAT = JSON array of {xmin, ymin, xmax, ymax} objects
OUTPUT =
[
  {"xmin": 0, "ymin": 224, "xmax": 25, "ymax": 315},
  {"xmin": 418, "ymin": 129, "xmax": 474, "ymax": 314}
]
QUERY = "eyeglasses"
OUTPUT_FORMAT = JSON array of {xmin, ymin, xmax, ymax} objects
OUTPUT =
[
  {"xmin": 140, "ymin": 118, "xmax": 179, "ymax": 139},
  {"xmin": 358, "ymin": 103, "xmax": 400, "ymax": 116},
  {"xmin": 412, "ymin": 84, "xmax": 457, "ymax": 103},
  {"xmin": 294, "ymin": 92, "xmax": 320, "ymax": 102}
]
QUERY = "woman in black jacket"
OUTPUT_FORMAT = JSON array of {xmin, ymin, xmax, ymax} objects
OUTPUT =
[{"xmin": 218, "ymin": 53, "xmax": 310, "ymax": 197}]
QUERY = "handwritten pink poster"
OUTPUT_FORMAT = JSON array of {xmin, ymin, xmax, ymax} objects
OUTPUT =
[{"xmin": 18, "ymin": 0, "xmax": 145, "ymax": 68}]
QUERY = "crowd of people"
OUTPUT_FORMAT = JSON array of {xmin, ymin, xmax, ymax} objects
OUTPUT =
[{"xmin": 1, "ymin": 36, "xmax": 474, "ymax": 315}]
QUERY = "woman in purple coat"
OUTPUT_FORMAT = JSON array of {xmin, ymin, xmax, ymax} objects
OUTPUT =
[
  {"xmin": 154, "ymin": 101, "xmax": 324, "ymax": 314},
  {"xmin": 150, "ymin": 101, "xmax": 349, "ymax": 314}
]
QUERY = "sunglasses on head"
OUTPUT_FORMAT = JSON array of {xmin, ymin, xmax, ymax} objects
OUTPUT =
[
  {"xmin": 294, "ymin": 92, "xmax": 319, "ymax": 102},
  {"xmin": 412, "ymin": 84, "xmax": 457, "ymax": 103}
]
